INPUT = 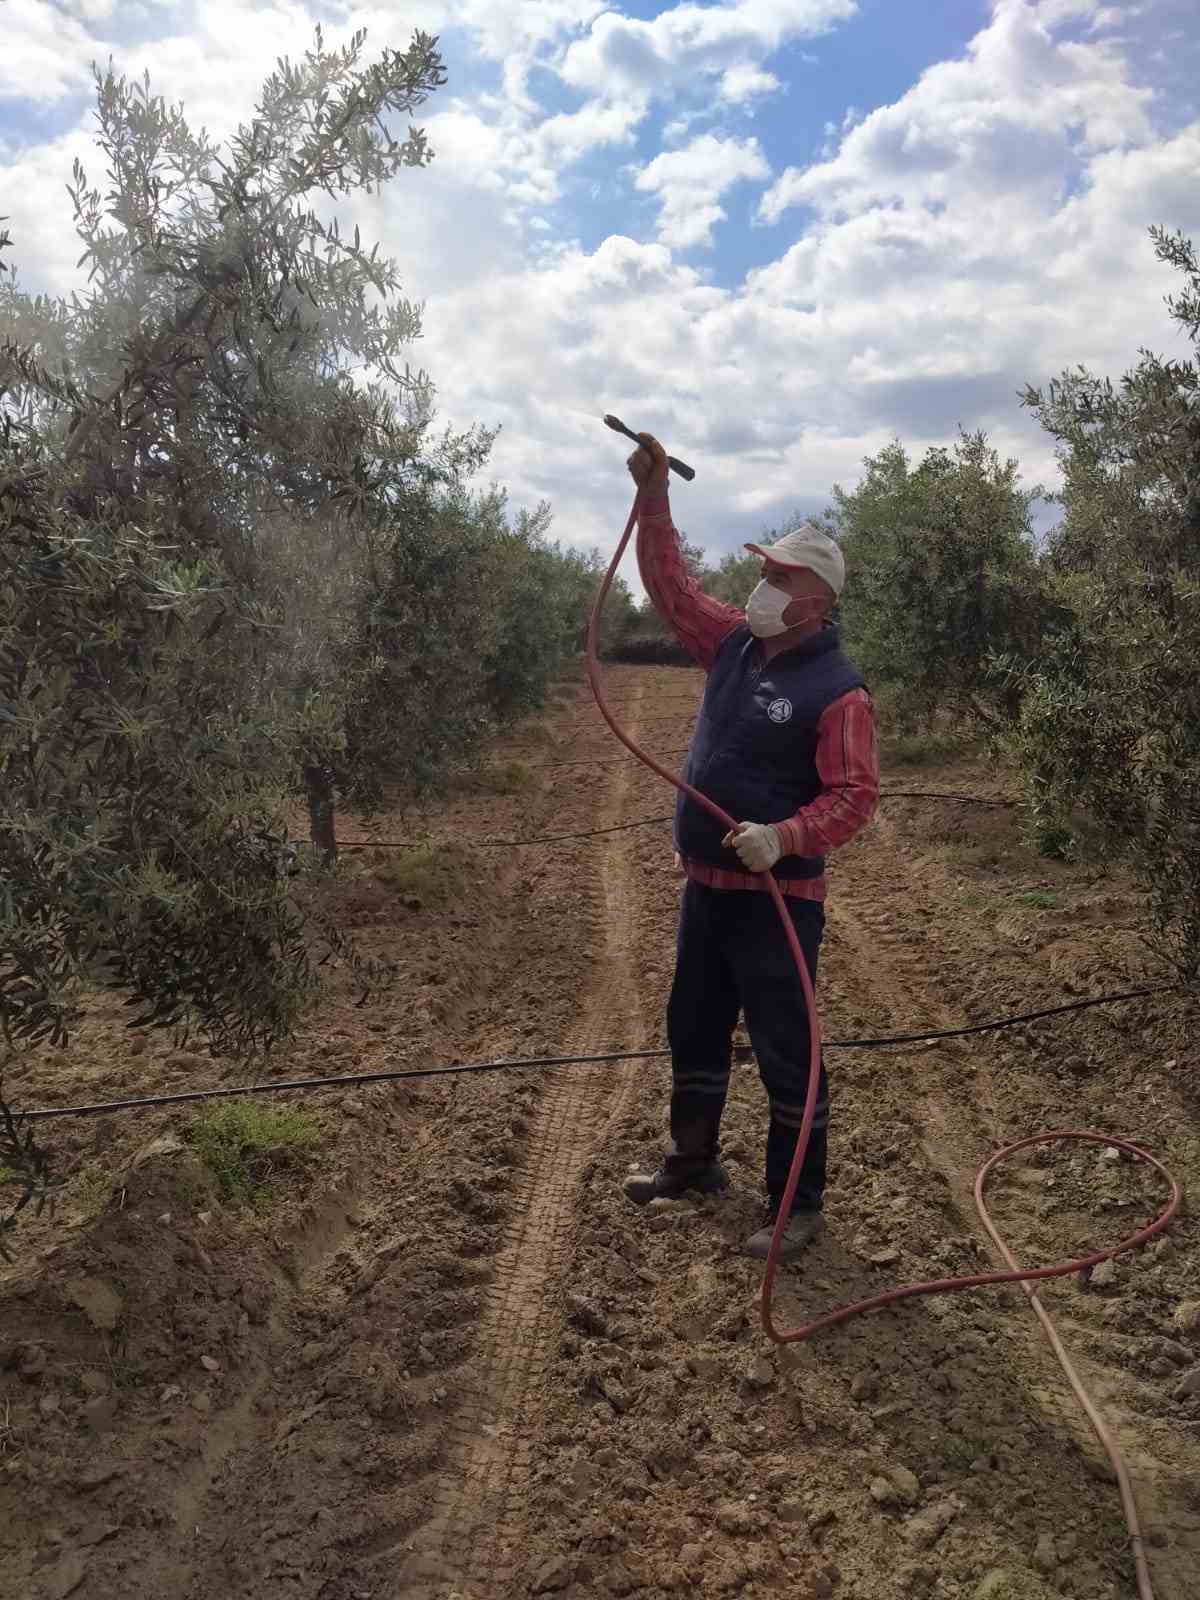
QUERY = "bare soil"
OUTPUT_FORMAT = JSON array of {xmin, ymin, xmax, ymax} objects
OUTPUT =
[{"xmin": 3, "ymin": 663, "xmax": 1198, "ymax": 1600}]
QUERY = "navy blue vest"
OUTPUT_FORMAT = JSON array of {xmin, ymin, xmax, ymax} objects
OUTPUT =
[{"xmin": 675, "ymin": 623, "xmax": 866, "ymax": 883}]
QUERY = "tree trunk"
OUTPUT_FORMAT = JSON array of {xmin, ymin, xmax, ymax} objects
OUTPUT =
[{"xmin": 303, "ymin": 763, "xmax": 338, "ymax": 865}]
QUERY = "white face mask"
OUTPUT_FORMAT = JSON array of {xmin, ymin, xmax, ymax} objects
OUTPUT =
[
  {"xmin": 746, "ymin": 580, "xmax": 792, "ymax": 638},
  {"xmin": 746, "ymin": 579, "xmax": 827, "ymax": 638}
]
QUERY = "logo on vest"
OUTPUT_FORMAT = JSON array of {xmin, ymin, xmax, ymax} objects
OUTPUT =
[{"xmin": 767, "ymin": 697, "xmax": 793, "ymax": 724}]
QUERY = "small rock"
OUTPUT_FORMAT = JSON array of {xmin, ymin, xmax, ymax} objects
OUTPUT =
[
  {"xmin": 79, "ymin": 1370, "xmax": 109, "ymax": 1397},
  {"xmin": 75, "ymin": 1463, "xmax": 121, "ymax": 1492},
  {"xmin": 41, "ymin": 1552, "xmax": 87, "ymax": 1599},
  {"xmin": 64, "ymin": 1277, "xmax": 125, "ymax": 1332},
  {"xmin": 1173, "ymin": 1301, "xmax": 1200, "ymax": 1336},
  {"xmin": 191, "ymin": 1390, "xmax": 212, "ymax": 1415},
  {"xmin": 157, "ymin": 1212, "xmax": 172, "ymax": 1225},
  {"xmin": 888, "ymin": 1465, "xmax": 921, "ymax": 1506},
  {"xmin": 686, "ymin": 1353, "xmax": 722, "ymax": 1382},
  {"xmin": 18, "ymin": 1343, "xmax": 48, "ymax": 1379},
  {"xmin": 200, "ymin": 1355, "xmax": 221, "ymax": 1374},
  {"xmin": 1033, "ymin": 1531, "xmax": 1058, "ymax": 1573},
  {"xmin": 850, "ymin": 1371, "xmax": 879, "ymax": 1401},
  {"xmin": 904, "ymin": 1500, "xmax": 957, "ymax": 1548},
  {"xmin": 160, "ymin": 1385, "xmax": 183, "ymax": 1403},
  {"xmin": 716, "ymin": 1502, "xmax": 757, "ymax": 1536},
  {"xmin": 130, "ymin": 1133, "xmax": 184, "ymax": 1168},
  {"xmin": 870, "ymin": 1247, "xmax": 900, "ymax": 1267},
  {"xmin": 975, "ymin": 1573, "xmax": 1013, "ymax": 1600},
  {"xmin": 197, "ymin": 1210, "xmax": 212, "ymax": 1225},
  {"xmin": 531, "ymin": 1555, "xmax": 572, "ymax": 1593},
  {"xmin": 565, "ymin": 1295, "xmax": 607, "ymax": 1337},
  {"xmin": 76, "ymin": 1520, "xmax": 121, "ymax": 1549},
  {"xmin": 1089, "ymin": 1258, "xmax": 1117, "ymax": 1290},
  {"xmin": 342, "ymin": 1097, "xmax": 366, "ymax": 1117},
  {"xmin": 1174, "ymin": 1367, "xmax": 1200, "ymax": 1400},
  {"xmin": 870, "ymin": 1476, "xmax": 899, "ymax": 1506},
  {"xmin": 601, "ymin": 1378, "xmax": 629, "ymax": 1414},
  {"xmin": 743, "ymin": 1358, "xmax": 774, "ymax": 1391}
]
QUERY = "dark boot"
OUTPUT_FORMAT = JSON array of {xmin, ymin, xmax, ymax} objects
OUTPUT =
[
  {"xmin": 623, "ymin": 1156, "xmax": 730, "ymax": 1206},
  {"xmin": 744, "ymin": 1208, "xmax": 824, "ymax": 1261}
]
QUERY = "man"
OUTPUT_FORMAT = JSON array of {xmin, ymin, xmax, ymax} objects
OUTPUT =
[{"xmin": 623, "ymin": 433, "xmax": 879, "ymax": 1261}]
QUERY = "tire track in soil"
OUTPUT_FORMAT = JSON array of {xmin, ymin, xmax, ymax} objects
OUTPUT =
[{"xmin": 388, "ymin": 681, "xmax": 652, "ymax": 1600}]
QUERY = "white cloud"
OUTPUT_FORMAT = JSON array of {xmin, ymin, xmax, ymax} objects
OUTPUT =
[
  {"xmin": 635, "ymin": 134, "xmax": 770, "ymax": 249},
  {"xmin": 760, "ymin": 0, "xmax": 1154, "ymax": 223},
  {"xmin": 561, "ymin": 0, "xmax": 856, "ymax": 101},
  {"xmin": 719, "ymin": 63, "xmax": 782, "ymax": 106},
  {"xmin": 2, "ymin": 0, "xmax": 1199, "ymax": 577},
  {"xmin": 0, "ymin": 0, "xmax": 105, "ymax": 103}
]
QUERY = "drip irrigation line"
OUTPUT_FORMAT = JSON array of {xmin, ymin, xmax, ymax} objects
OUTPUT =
[
  {"xmin": 17, "ymin": 981, "xmax": 1180, "ymax": 1123},
  {"xmin": 287, "ymin": 790, "xmax": 1017, "ymax": 852},
  {"xmin": 879, "ymin": 789, "xmax": 1016, "ymax": 807},
  {"xmin": 289, "ymin": 814, "xmax": 674, "ymax": 850}
]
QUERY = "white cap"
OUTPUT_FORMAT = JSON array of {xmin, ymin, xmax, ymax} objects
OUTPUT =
[{"xmin": 744, "ymin": 523, "xmax": 845, "ymax": 598}]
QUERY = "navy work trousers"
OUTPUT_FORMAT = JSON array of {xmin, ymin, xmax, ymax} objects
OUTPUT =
[{"xmin": 665, "ymin": 879, "xmax": 828, "ymax": 1215}]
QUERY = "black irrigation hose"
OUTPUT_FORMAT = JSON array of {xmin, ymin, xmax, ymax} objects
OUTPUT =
[
  {"xmin": 18, "ymin": 983, "xmax": 1181, "ymax": 1123},
  {"xmin": 301, "ymin": 790, "xmax": 1015, "ymax": 851},
  {"xmin": 292, "ymin": 815, "xmax": 675, "ymax": 850},
  {"xmin": 881, "ymin": 789, "xmax": 1016, "ymax": 807}
]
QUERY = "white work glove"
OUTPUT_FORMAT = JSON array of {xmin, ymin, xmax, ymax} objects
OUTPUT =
[{"xmin": 723, "ymin": 821, "xmax": 782, "ymax": 873}]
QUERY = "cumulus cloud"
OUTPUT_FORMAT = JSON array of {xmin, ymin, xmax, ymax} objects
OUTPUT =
[
  {"xmin": 561, "ymin": 0, "xmax": 856, "ymax": 101},
  {"xmin": 719, "ymin": 63, "xmax": 782, "ymax": 106},
  {"xmin": 635, "ymin": 134, "xmax": 770, "ymax": 249},
  {"xmin": 759, "ymin": 0, "xmax": 1154, "ymax": 224},
  {"xmin": 0, "ymin": 0, "xmax": 105, "ymax": 103},
  {"xmin": 3, "ymin": 0, "xmax": 1199, "ymax": 572}
]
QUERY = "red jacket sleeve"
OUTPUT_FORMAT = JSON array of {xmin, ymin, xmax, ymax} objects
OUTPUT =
[
  {"xmin": 774, "ymin": 689, "xmax": 879, "ymax": 858},
  {"xmin": 635, "ymin": 487, "xmax": 743, "ymax": 671}
]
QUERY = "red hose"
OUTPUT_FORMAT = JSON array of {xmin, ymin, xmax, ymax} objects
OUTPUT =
[{"xmin": 587, "ymin": 492, "xmax": 1181, "ymax": 1600}]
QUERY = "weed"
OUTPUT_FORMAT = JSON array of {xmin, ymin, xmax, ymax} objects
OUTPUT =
[
  {"xmin": 74, "ymin": 1167, "xmax": 116, "ymax": 1222},
  {"xmin": 185, "ymin": 1101, "xmax": 321, "ymax": 1211},
  {"xmin": 369, "ymin": 843, "xmax": 465, "ymax": 907},
  {"xmin": 1016, "ymin": 889, "xmax": 1062, "ymax": 910},
  {"xmin": 462, "ymin": 760, "xmax": 535, "ymax": 796},
  {"xmin": 0, "ymin": 1397, "xmax": 20, "ymax": 1458}
]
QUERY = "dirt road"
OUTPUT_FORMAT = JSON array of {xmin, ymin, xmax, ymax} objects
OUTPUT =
[{"xmin": 3, "ymin": 665, "xmax": 1198, "ymax": 1600}]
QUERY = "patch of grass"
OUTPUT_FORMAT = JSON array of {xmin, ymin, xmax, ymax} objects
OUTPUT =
[
  {"xmin": 1016, "ymin": 889, "xmax": 1062, "ymax": 910},
  {"xmin": 464, "ymin": 760, "xmax": 536, "ymax": 795},
  {"xmin": 74, "ymin": 1167, "xmax": 116, "ymax": 1222},
  {"xmin": 369, "ymin": 842, "xmax": 465, "ymax": 907},
  {"xmin": 185, "ymin": 1101, "xmax": 322, "ymax": 1211}
]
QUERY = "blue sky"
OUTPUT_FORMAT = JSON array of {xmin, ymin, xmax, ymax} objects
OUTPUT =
[{"xmin": 3, "ymin": 1, "xmax": 1200, "ymax": 572}]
